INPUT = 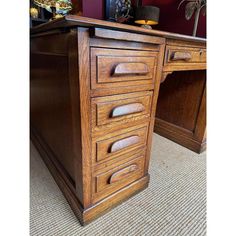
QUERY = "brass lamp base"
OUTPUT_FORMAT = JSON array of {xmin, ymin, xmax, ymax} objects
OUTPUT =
[{"xmin": 140, "ymin": 24, "xmax": 152, "ymax": 29}]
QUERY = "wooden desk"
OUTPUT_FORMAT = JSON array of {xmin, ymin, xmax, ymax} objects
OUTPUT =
[{"xmin": 30, "ymin": 15, "xmax": 206, "ymax": 225}]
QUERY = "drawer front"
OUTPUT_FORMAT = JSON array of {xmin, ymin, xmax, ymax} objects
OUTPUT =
[
  {"xmin": 91, "ymin": 48, "xmax": 158, "ymax": 90},
  {"xmin": 91, "ymin": 91, "xmax": 153, "ymax": 134},
  {"xmin": 92, "ymin": 124, "xmax": 149, "ymax": 165},
  {"xmin": 92, "ymin": 154, "xmax": 145, "ymax": 203},
  {"xmin": 165, "ymin": 46, "xmax": 206, "ymax": 65}
]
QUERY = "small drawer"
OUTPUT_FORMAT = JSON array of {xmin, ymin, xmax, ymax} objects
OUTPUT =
[
  {"xmin": 92, "ymin": 154, "xmax": 145, "ymax": 203},
  {"xmin": 91, "ymin": 48, "xmax": 158, "ymax": 90},
  {"xmin": 165, "ymin": 46, "xmax": 206, "ymax": 65},
  {"xmin": 91, "ymin": 91, "xmax": 153, "ymax": 134},
  {"xmin": 92, "ymin": 124, "xmax": 149, "ymax": 165}
]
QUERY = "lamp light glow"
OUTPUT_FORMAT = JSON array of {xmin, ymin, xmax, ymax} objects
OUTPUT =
[{"xmin": 134, "ymin": 6, "xmax": 160, "ymax": 29}]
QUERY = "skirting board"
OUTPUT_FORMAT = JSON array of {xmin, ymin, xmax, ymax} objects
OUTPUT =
[
  {"xmin": 154, "ymin": 118, "xmax": 206, "ymax": 154},
  {"xmin": 30, "ymin": 127, "xmax": 150, "ymax": 225}
]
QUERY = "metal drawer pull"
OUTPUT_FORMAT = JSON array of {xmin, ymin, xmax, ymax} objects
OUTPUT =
[
  {"xmin": 109, "ymin": 135, "xmax": 140, "ymax": 153},
  {"xmin": 170, "ymin": 51, "xmax": 192, "ymax": 61},
  {"xmin": 109, "ymin": 164, "xmax": 138, "ymax": 184},
  {"xmin": 113, "ymin": 62, "xmax": 149, "ymax": 76},
  {"xmin": 111, "ymin": 103, "xmax": 145, "ymax": 118}
]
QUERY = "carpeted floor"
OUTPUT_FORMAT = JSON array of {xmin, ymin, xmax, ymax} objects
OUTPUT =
[{"xmin": 30, "ymin": 133, "xmax": 206, "ymax": 236}]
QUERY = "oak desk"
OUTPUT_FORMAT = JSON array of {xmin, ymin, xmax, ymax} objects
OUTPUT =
[{"xmin": 30, "ymin": 15, "xmax": 206, "ymax": 225}]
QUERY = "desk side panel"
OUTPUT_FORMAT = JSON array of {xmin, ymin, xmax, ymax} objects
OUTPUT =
[{"xmin": 30, "ymin": 32, "xmax": 78, "ymax": 184}]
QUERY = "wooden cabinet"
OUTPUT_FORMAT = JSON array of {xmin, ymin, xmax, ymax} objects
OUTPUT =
[
  {"xmin": 30, "ymin": 15, "xmax": 206, "ymax": 225},
  {"xmin": 30, "ymin": 16, "xmax": 166, "ymax": 225}
]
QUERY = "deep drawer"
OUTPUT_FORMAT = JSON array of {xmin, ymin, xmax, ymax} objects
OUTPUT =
[
  {"xmin": 90, "ymin": 48, "xmax": 158, "ymax": 90},
  {"xmin": 92, "ymin": 154, "xmax": 145, "ymax": 203},
  {"xmin": 91, "ymin": 91, "xmax": 153, "ymax": 135}
]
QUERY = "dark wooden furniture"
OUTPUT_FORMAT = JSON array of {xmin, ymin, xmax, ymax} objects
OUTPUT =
[
  {"xmin": 30, "ymin": 15, "xmax": 206, "ymax": 225},
  {"xmin": 154, "ymin": 39, "xmax": 206, "ymax": 153}
]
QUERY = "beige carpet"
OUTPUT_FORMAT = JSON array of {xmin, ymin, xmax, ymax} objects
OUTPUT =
[{"xmin": 30, "ymin": 133, "xmax": 206, "ymax": 236}]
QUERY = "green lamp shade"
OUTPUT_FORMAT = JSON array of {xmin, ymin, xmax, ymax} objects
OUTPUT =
[{"xmin": 135, "ymin": 6, "xmax": 160, "ymax": 25}]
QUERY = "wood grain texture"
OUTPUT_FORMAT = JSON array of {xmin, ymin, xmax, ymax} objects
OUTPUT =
[
  {"xmin": 91, "ymin": 91, "xmax": 153, "ymax": 136},
  {"xmin": 155, "ymin": 66, "xmax": 206, "ymax": 153},
  {"xmin": 90, "ymin": 48, "xmax": 158, "ymax": 91},
  {"xmin": 156, "ymin": 71, "xmax": 206, "ymax": 132},
  {"xmin": 76, "ymin": 28, "xmax": 92, "ymax": 208},
  {"xmin": 95, "ymin": 125, "xmax": 148, "ymax": 163},
  {"xmin": 30, "ymin": 33, "xmax": 76, "ymax": 181},
  {"xmin": 154, "ymin": 118, "xmax": 205, "ymax": 153},
  {"xmin": 92, "ymin": 155, "xmax": 145, "ymax": 203},
  {"xmin": 90, "ymin": 38, "xmax": 160, "ymax": 51},
  {"xmin": 91, "ymin": 28, "xmax": 165, "ymax": 45},
  {"xmin": 144, "ymin": 43, "xmax": 166, "ymax": 174},
  {"xmin": 164, "ymin": 45, "xmax": 206, "ymax": 72}
]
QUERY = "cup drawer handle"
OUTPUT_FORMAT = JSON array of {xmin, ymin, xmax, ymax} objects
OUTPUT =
[
  {"xmin": 111, "ymin": 103, "xmax": 145, "ymax": 118},
  {"xmin": 170, "ymin": 51, "xmax": 192, "ymax": 61},
  {"xmin": 109, "ymin": 164, "xmax": 139, "ymax": 184},
  {"xmin": 109, "ymin": 135, "xmax": 141, "ymax": 153},
  {"xmin": 113, "ymin": 62, "xmax": 149, "ymax": 76}
]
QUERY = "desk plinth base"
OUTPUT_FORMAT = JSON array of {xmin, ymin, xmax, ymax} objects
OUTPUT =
[
  {"xmin": 31, "ymin": 129, "xmax": 149, "ymax": 225},
  {"xmin": 154, "ymin": 118, "xmax": 206, "ymax": 153}
]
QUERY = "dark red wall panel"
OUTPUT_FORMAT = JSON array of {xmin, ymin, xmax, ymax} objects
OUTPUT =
[{"xmin": 82, "ymin": 0, "xmax": 104, "ymax": 20}]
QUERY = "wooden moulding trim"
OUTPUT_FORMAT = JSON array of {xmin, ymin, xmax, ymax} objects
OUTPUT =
[
  {"xmin": 90, "ymin": 28, "xmax": 165, "ymax": 45},
  {"xmin": 77, "ymin": 28, "xmax": 92, "ymax": 208},
  {"xmin": 161, "ymin": 72, "xmax": 173, "ymax": 83},
  {"xmin": 154, "ymin": 118, "xmax": 205, "ymax": 153},
  {"xmin": 166, "ymin": 39, "xmax": 206, "ymax": 48},
  {"xmin": 89, "ymin": 38, "xmax": 160, "ymax": 52},
  {"xmin": 143, "ymin": 44, "xmax": 166, "ymax": 174},
  {"xmin": 163, "ymin": 64, "xmax": 207, "ymax": 72}
]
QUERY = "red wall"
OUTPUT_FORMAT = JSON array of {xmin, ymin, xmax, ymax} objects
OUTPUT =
[
  {"xmin": 82, "ymin": 0, "xmax": 104, "ymax": 19},
  {"xmin": 81, "ymin": 0, "xmax": 206, "ymax": 38}
]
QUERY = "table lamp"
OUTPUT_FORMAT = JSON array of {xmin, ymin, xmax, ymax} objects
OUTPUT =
[{"xmin": 134, "ymin": 6, "xmax": 160, "ymax": 29}]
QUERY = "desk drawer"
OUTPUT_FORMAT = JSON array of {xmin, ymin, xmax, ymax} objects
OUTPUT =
[
  {"xmin": 92, "ymin": 124, "xmax": 149, "ymax": 165},
  {"xmin": 165, "ymin": 46, "xmax": 206, "ymax": 65},
  {"xmin": 91, "ymin": 48, "xmax": 158, "ymax": 90},
  {"xmin": 91, "ymin": 91, "xmax": 153, "ymax": 134},
  {"xmin": 92, "ymin": 154, "xmax": 145, "ymax": 203}
]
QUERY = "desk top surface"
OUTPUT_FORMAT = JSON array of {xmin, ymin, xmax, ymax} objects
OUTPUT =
[{"xmin": 31, "ymin": 15, "xmax": 206, "ymax": 44}]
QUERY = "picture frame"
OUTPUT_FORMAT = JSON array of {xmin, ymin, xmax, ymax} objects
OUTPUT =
[
  {"xmin": 105, "ymin": 0, "xmax": 117, "ymax": 22},
  {"xmin": 105, "ymin": 0, "xmax": 133, "ymax": 23}
]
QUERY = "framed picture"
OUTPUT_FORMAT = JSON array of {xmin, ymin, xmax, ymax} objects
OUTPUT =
[{"xmin": 105, "ymin": 0, "xmax": 133, "ymax": 23}]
